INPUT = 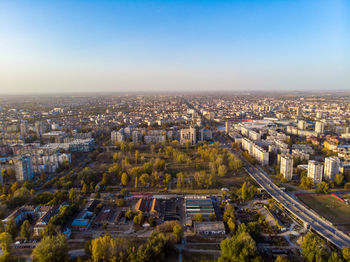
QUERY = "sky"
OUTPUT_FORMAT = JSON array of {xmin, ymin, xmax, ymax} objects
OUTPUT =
[{"xmin": 0, "ymin": 0, "xmax": 349, "ymax": 94}]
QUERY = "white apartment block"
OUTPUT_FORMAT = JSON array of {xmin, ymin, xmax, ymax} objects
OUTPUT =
[
  {"xmin": 252, "ymin": 145, "xmax": 269, "ymax": 166},
  {"xmin": 242, "ymin": 137, "xmax": 253, "ymax": 154},
  {"xmin": 307, "ymin": 160, "xmax": 323, "ymax": 183},
  {"xmin": 280, "ymin": 154, "xmax": 293, "ymax": 181},
  {"xmin": 298, "ymin": 120, "xmax": 306, "ymax": 130},
  {"xmin": 324, "ymin": 157, "xmax": 340, "ymax": 181},
  {"xmin": 315, "ymin": 121, "xmax": 325, "ymax": 134}
]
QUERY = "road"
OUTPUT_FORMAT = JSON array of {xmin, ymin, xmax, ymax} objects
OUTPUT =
[{"xmin": 244, "ymin": 164, "xmax": 350, "ymax": 249}]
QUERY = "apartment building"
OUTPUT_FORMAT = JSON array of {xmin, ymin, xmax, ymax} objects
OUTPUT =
[
  {"xmin": 324, "ymin": 156, "xmax": 340, "ymax": 181},
  {"xmin": 307, "ymin": 160, "xmax": 323, "ymax": 183},
  {"xmin": 280, "ymin": 154, "xmax": 293, "ymax": 181}
]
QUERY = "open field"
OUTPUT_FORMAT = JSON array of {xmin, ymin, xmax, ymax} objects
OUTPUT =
[{"xmin": 297, "ymin": 194, "xmax": 350, "ymax": 224}]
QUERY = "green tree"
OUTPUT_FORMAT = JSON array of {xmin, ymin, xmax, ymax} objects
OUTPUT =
[
  {"xmin": 32, "ymin": 234, "xmax": 69, "ymax": 262},
  {"xmin": 20, "ymin": 220, "xmax": 32, "ymax": 241},
  {"xmin": 218, "ymin": 231, "xmax": 258, "ymax": 262}
]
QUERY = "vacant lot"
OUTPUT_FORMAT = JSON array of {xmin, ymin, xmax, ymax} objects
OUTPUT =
[{"xmin": 297, "ymin": 194, "xmax": 350, "ymax": 224}]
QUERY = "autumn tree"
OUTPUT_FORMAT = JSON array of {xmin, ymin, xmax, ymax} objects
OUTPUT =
[
  {"xmin": 121, "ymin": 173, "xmax": 129, "ymax": 186},
  {"xmin": 32, "ymin": 234, "xmax": 69, "ymax": 262}
]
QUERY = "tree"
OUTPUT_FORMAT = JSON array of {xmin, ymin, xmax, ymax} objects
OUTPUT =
[
  {"xmin": 121, "ymin": 173, "xmax": 129, "ymax": 186},
  {"xmin": 172, "ymin": 224, "xmax": 183, "ymax": 242},
  {"xmin": 116, "ymin": 199, "xmax": 125, "ymax": 207},
  {"xmin": 32, "ymin": 234, "xmax": 69, "ymax": 262},
  {"xmin": 209, "ymin": 213, "xmax": 216, "ymax": 221},
  {"xmin": 20, "ymin": 220, "xmax": 32, "ymax": 241},
  {"xmin": 300, "ymin": 176, "xmax": 314, "ymax": 190},
  {"xmin": 317, "ymin": 181, "xmax": 329, "ymax": 193},
  {"xmin": 0, "ymin": 232, "xmax": 12, "ymax": 261},
  {"xmin": 239, "ymin": 182, "xmax": 258, "ymax": 201},
  {"xmin": 334, "ymin": 174, "xmax": 344, "ymax": 186},
  {"xmin": 164, "ymin": 173, "xmax": 171, "ymax": 189},
  {"xmin": 176, "ymin": 172, "xmax": 184, "ymax": 189},
  {"xmin": 301, "ymin": 232, "xmax": 330, "ymax": 262},
  {"xmin": 133, "ymin": 211, "xmax": 144, "ymax": 226},
  {"xmin": 193, "ymin": 214, "xmax": 204, "ymax": 222},
  {"xmin": 342, "ymin": 247, "xmax": 350, "ymax": 262},
  {"xmin": 218, "ymin": 231, "xmax": 258, "ymax": 262},
  {"xmin": 140, "ymin": 173, "xmax": 150, "ymax": 187},
  {"xmin": 135, "ymin": 150, "xmax": 140, "ymax": 164},
  {"xmin": 41, "ymin": 222, "xmax": 60, "ymax": 237},
  {"xmin": 5, "ymin": 219, "xmax": 17, "ymax": 240},
  {"xmin": 90, "ymin": 234, "xmax": 129, "ymax": 262},
  {"xmin": 218, "ymin": 165, "xmax": 228, "ymax": 177},
  {"xmin": 125, "ymin": 210, "xmax": 134, "ymax": 220},
  {"xmin": 81, "ymin": 183, "xmax": 89, "ymax": 194},
  {"xmin": 227, "ymin": 218, "xmax": 236, "ymax": 234},
  {"xmin": 275, "ymin": 256, "xmax": 289, "ymax": 262},
  {"xmin": 143, "ymin": 162, "xmax": 152, "ymax": 174}
]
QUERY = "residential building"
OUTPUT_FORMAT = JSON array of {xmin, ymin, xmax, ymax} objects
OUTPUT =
[
  {"xmin": 280, "ymin": 154, "xmax": 293, "ymax": 181},
  {"xmin": 14, "ymin": 156, "xmax": 34, "ymax": 181},
  {"xmin": 308, "ymin": 160, "xmax": 323, "ymax": 183},
  {"xmin": 324, "ymin": 157, "xmax": 340, "ymax": 181},
  {"xmin": 315, "ymin": 121, "xmax": 325, "ymax": 134},
  {"xmin": 180, "ymin": 126, "xmax": 197, "ymax": 145},
  {"xmin": 298, "ymin": 120, "xmax": 306, "ymax": 130}
]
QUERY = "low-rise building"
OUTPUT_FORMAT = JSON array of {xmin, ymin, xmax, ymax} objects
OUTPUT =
[{"xmin": 194, "ymin": 221, "xmax": 225, "ymax": 235}]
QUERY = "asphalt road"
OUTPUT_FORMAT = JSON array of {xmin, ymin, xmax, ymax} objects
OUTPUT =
[{"xmin": 244, "ymin": 164, "xmax": 350, "ymax": 249}]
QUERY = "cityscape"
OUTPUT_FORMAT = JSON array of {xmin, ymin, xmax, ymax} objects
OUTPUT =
[
  {"xmin": 0, "ymin": 93, "xmax": 349, "ymax": 261},
  {"xmin": 1, "ymin": 0, "xmax": 349, "ymax": 262}
]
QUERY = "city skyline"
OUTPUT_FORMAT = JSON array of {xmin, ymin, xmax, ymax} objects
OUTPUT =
[{"xmin": 1, "ymin": 0, "xmax": 349, "ymax": 94}]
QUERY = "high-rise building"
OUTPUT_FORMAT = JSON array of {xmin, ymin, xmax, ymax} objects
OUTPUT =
[
  {"xmin": 14, "ymin": 156, "xmax": 34, "ymax": 181},
  {"xmin": 225, "ymin": 121, "xmax": 230, "ymax": 134},
  {"xmin": 297, "ymin": 106, "xmax": 302, "ymax": 117},
  {"xmin": 324, "ymin": 157, "xmax": 340, "ymax": 181},
  {"xmin": 298, "ymin": 120, "xmax": 306, "ymax": 130},
  {"xmin": 315, "ymin": 121, "xmax": 325, "ymax": 134},
  {"xmin": 20, "ymin": 121, "xmax": 28, "ymax": 136},
  {"xmin": 280, "ymin": 154, "xmax": 293, "ymax": 181},
  {"xmin": 307, "ymin": 160, "xmax": 323, "ymax": 183},
  {"xmin": 316, "ymin": 112, "xmax": 323, "ymax": 119},
  {"xmin": 35, "ymin": 121, "xmax": 47, "ymax": 138}
]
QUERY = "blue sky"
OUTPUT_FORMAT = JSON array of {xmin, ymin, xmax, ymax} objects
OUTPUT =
[{"xmin": 0, "ymin": 0, "xmax": 349, "ymax": 93}]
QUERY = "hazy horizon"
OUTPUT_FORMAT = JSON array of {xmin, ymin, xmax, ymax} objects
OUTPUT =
[{"xmin": 1, "ymin": 0, "xmax": 349, "ymax": 94}]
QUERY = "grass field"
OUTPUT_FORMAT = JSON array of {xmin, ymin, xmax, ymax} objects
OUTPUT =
[{"xmin": 297, "ymin": 194, "xmax": 350, "ymax": 224}]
